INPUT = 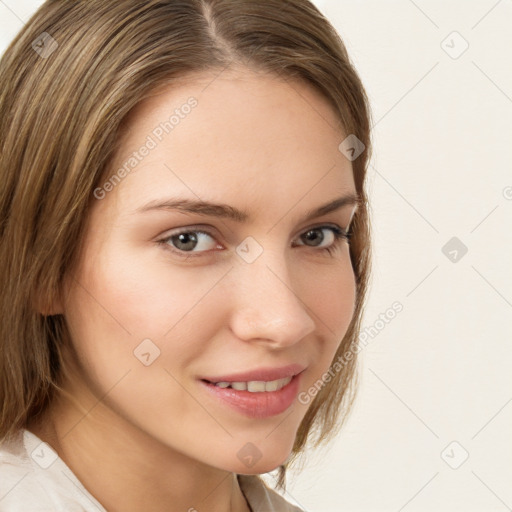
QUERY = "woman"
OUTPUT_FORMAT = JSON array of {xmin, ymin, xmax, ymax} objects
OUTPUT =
[{"xmin": 0, "ymin": 1, "xmax": 372, "ymax": 510}]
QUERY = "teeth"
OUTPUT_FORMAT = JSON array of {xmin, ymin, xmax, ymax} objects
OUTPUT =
[
  {"xmin": 247, "ymin": 381, "xmax": 266, "ymax": 392},
  {"xmin": 213, "ymin": 376, "xmax": 292, "ymax": 392},
  {"xmin": 264, "ymin": 378, "xmax": 287, "ymax": 392}
]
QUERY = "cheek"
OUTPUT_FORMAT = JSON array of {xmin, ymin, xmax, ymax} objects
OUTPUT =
[
  {"xmin": 61, "ymin": 246, "xmax": 225, "ymax": 425},
  {"xmin": 305, "ymin": 261, "xmax": 356, "ymax": 337},
  {"xmin": 73, "ymin": 240, "xmax": 223, "ymax": 337},
  {"xmin": 62, "ymin": 242, "xmax": 232, "ymax": 384},
  {"xmin": 301, "ymin": 261, "xmax": 356, "ymax": 374}
]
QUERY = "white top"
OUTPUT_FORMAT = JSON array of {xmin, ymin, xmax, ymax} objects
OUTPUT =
[{"xmin": 0, "ymin": 429, "xmax": 303, "ymax": 512}]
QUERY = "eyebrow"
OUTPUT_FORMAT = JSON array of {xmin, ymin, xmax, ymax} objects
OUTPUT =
[{"xmin": 134, "ymin": 193, "xmax": 360, "ymax": 223}]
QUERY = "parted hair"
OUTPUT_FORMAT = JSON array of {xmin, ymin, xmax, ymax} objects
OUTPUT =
[{"xmin": 0, "ymin": 0, "xmax": 372, "ymax": 489}]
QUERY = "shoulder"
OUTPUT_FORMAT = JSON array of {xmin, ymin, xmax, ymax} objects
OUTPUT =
[
  {"xmin": 0, "ymin": 433, "xmax": 55, "ymax": 511},
  {"xmin": 238, "ymin": 474, "xmax": 305, "ymax": 512},
  {"xmin": 0, "ymin": 429, "xmax": 101, "ymax": 512}
]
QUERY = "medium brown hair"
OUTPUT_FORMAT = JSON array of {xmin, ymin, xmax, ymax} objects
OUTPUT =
[{"xmin": 0, "ymin": 0, "xmax": 372, "ymax": 489}]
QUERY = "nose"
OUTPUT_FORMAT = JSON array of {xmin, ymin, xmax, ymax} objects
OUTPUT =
[{"xmin": 228, "ymin": 254, "xmax": 316, "ymax": 348}]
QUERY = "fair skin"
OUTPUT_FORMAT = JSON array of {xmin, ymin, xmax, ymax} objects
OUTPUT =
[{"xmin": 28, "ymin": 66, "xmax": 358, "ymax": 512}]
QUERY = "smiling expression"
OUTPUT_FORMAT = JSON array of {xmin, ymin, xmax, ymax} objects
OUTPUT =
[{"xmin": 57, "ymin": 66, "xmax": 358, "ymax": 474}]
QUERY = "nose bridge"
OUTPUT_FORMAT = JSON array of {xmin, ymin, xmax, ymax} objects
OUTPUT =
[{"xmin": 229, "ymin": 248, "xmax": 316, "ymax": 345}]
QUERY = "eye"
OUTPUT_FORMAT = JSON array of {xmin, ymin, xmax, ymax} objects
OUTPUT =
[
  {"xmin": 294, "ymin": 225, "xmax": 351, "ymax": 256},
  {"xmin": 157, "ymin": 224, "xmax": 351, "ymax": 259},
  {"xmin": 158, "ymin": 229, "xmax": 220, "ymax": 256}
]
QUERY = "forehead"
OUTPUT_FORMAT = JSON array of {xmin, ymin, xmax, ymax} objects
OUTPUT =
[{"xmin": 103, "ymin": 67, "xmax": 355, "ymax": 221}]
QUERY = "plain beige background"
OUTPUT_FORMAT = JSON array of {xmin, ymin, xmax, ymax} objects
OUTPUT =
[{"xmin": 1, "ymin": 1, "xmax": 511, "ymax": 511}]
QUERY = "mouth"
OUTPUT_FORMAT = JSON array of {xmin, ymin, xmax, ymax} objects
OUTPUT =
[{"xmin": 199, "ymin": 365, "xmax": 306, "ymax": 419}]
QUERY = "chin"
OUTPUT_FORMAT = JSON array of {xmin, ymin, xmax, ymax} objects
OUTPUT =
[
  {"xmin": 236, "ymin": 459, "xmax": 287, "ymax": 475},
  {"xmin": 218, "ymin": 445, "xmax": 293, "ymax": 476}
]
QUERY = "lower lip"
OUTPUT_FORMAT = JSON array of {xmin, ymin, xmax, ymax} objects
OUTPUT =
[{"xmin": 200, "ymin": 374, "xmax": 302, "ymax": 419}]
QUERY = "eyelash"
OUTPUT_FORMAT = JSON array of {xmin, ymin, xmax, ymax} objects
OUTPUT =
[{"xmin": 157, "ymin": 224, "xmax": 352, "ymax": 259}]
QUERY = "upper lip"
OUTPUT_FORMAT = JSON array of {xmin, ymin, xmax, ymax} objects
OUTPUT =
[{"xmin": 201, "ymin": 364, "xmax": 306, "ymax": 383}]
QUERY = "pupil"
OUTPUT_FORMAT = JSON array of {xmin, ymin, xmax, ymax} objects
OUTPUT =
[
  {"xmin": 174, "ymin": 232, "xmax": 197, "ymax": 251},
  {"xmin": 304, "ymin": 229, "xmax": 323, "ymax": 247}
]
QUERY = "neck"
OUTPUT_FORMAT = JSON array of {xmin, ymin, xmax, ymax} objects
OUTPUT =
[{"xmin": 26, "ymin": 393, "xmax": 252, "ymax": 512}]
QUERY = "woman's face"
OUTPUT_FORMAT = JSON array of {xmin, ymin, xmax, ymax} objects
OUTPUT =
[{"xmin": 59, "ymin": 67, "xmax": 358, "ymax": 474}]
